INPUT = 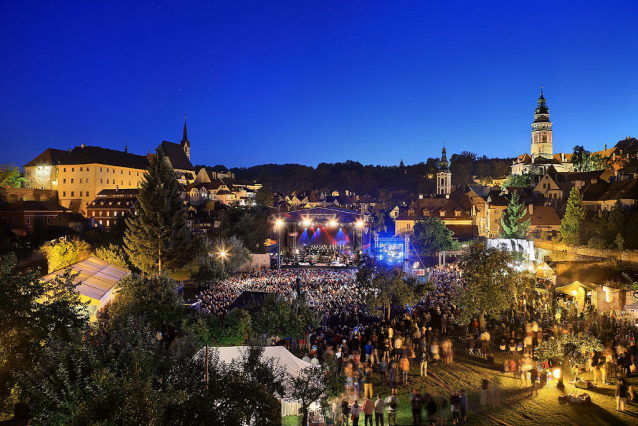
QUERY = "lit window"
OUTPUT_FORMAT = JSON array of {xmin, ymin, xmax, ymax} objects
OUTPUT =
[
  {"xmin": 106, "ymin": 220, "xmax": 110, "ymax": 226},
  {"xmin": 99, "ymin": 220, "xmax": 103, "ymax": 225},
  {"xmin": 107, "ymin": 211, "xmax": 110, "ymax": 217}
]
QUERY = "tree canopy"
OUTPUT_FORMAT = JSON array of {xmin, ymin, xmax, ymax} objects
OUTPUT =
[
  {"xmin": 560, "ymin": 187, "xmax": 586, "ymax": 245},
  {"xmin": 499, "ymin": 192, "xmax": 530, "ymax": 239},
  {"xmin": 124, "ymin": 148, "xmax": 192, "ymax": 274},
  {"xmin": 39, "ymin": 238, "xmax": 92, "ymax": 273},
  {"xmin": 0, "ymin": 165, "xmax": 28, "ymax": 188},
  {"xmin": 412, "ymin": 217, "xmax": 459, "ymax": 257}
]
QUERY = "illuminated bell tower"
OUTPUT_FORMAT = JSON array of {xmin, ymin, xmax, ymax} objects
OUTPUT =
[
  {"xmin": 437, "ymin": 145, "xmax": 452, "ymax": 195},
  {"xmin": 531, "ymin": 87, "xmax": 553, "ymax": 160},
  {"xmin": 181, "ymin": 118, "xmax": 190, "ymax": 160}
]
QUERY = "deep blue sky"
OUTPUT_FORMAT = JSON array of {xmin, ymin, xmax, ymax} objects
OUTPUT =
[{"xmin": 1, "ymin": 1, "xmax": 637, "ymax": 169}]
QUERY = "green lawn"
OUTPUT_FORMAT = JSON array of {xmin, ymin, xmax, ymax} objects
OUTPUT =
[{"xmin": 283, "ymin": 342, "xmax": 638, "ymax": 425}]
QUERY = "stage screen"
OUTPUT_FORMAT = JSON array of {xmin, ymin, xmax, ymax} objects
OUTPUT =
[
  {"xmin": 377, "ymin": 240, "xmax": 405, "ymax": 265},
  {"xmin": 296, "ymin": 227, "xmax": 353, "ymax": 247}
]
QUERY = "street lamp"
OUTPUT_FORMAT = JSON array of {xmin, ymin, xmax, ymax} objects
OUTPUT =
[
  {"xmin": 275, "ymin": 218, "xmax": 284, "ymax": 270},
  {"xmin": 219, "ymin": 250, "xmax": 228, "ymax": 273}
]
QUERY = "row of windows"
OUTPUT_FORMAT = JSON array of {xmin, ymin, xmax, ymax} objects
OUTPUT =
[
  {"xmin": 90, "ymin": 210, "xmax": 123, "ymax": 217},
  {"xmin": 62, "ymin": 191, "xmax": 89, "ymax": 198},
  {"xmin": 63, "ymin": 178, "xmax": 90, "ymax": 184},
  {"xmin": 60, "ymin": 166, "xmax": 140, "ymax": 176},
  {"xmin": 2, "ymin": 216, "xmax": 52, "ymax": 225}
]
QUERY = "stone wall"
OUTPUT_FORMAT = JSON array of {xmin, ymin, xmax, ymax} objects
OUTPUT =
[
  {"xmin": 534, "ymin": 240, "xmax": 638, "ymax": 263},
  {"xmin": 0, "ymin": 187, "xmax": 59, "ymax": 204}
]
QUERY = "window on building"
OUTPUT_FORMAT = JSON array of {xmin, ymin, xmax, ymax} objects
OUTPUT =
[
  {"xmin": 86, "ymin": 192, "xmax": 89, "ymax": 197},
  {"xmin": 121, "ymin": 170, "xmax": 123, "ymax": 174},
  {"xmin": 137, "ymin": 172, "xmax": 139, "ymax": 176},
  {"xmin": 129, "ymin": 171, "xmax": 131, "ymax": 175},
  {"xmin": 26, "ymin": 217, "xmax": 30, "ymax": 225},
  {"xmin": 92, "ymin": 211, "xmax": 95, "ymax": 217},
  {"xmin": 114, "ymin": 211, "xmax": 118, "ymax": 216},
  {"xmin": 13, "ymin": 218, "xmax": 17, "ymax": 224},
  {"xmin": 72, "ymin": 167, "xmax": 74, "ymax": 172},
  {"xmin": 63, "ymin": 191, "xmax": 66, "ymax": 197},
  {"xmin": 99, "ymin": 220, "xmax": 102, "ymax": 225},
  {"xmin": 63, "ymin": 179, "xmax": 66, "ymax": 183},
  {"xmin": 100, "ymin": 167, "xmax": 102, "ymax": 172},
  {"xmin": 64, "ymin": 168, "xmax": 66, "ymax": 172},
  {"xmin": 47, "ymin": 217, "xmax": 51, "ymax": 223},
  {"xmin": 79, "ymin": 191, "xmax": 83, "ymax": 197},
  {"xmin": 86, "ymin": 178, "xmax": 89, "ymax": 183},
  {"xmin": 80, "ymin": 167, "xmax": 83, "ymax": 171},
  {"xmin": 71, "ymin": 191, "xmax": 74, "ymax": 197},
  {"xmin": 107, "ymin": 211, "xmax": 110, "ymax": 217},
  {"xmin": 407, "ymin": 223, "xmax": 411, "ymax": 230},
  {"xmin": 121, "ymin": 181, "xmax": 123, "ymax": 185},
  {"xmin": 100, "ymin": 179, "xmax": 103, "ymax": 183},
  {"xmin": 80, "ymin": 178, "xmax": 83, "ymax": 183},
  {"xmin": 71, "ymin": 179, "xmax": 74, "ymax": 184},
  {"xmin": 87, "ymin": 167, "xmax": 89, "ymax": 171},
  {"xmin": 129, "ymin": 181, "xmax": 131, "ymax": 186},
  {"xmin": 107, "ymin": 179, "xmax": 109, "ymax": 184}
]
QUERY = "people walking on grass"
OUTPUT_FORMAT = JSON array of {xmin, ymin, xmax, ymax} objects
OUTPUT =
[
  {"xmin": 426, "ymin": 397, "xmax": 438, "ymax": 426},
  {"xmin": 616, "ymin": 379, "xmax": 628, "ymax": 412},
  {"xmin": 351, "ymin": 401, "xmax": 362, "ymax": 426},
  {"xmin": 410, "ymin": 388, "xmax": 423, "ymax": 425},
  {"xmin": 374, "ymin": 394, "xmax": 385, "ymax": 426},
  {"xmin": 362, "ymin": 397, "xmax": 374, "ymax": 426},
  {"xmin": 460, "ymin": 389, "xmax": 468, "ymax": 424},
  {"xmin": 389, "ymin": 362, "xmax": 398, "ymax": 395},
  {"xmin": 384, "ymin": 394, "xmax": 398, "ymax": 426},
  {"xmin": 400, "ymin": 356, "xmax": 410, "ymax": 385},
  {"xmin": 379, "ymin": 357, "xmax": 389, "ymax": 385},
  {"xmin": 421, "ymin": 353, "xmax": 428, "ymax": 377},
  {"xmin": 450, "ymin": 391, "xmax": 461, "ymax": 425},
  {"xmin": 364, "ymin": 367, "xmax": 374, "ymax": 399},
  {"xmin": 529, "ymin": 367, "xmax": 539, "ymax": 397},
  {"xmin": 341, "ymin": 398, "xmax": 350, "ymax": 426}
]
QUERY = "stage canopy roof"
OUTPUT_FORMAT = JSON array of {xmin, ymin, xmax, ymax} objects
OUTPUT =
[{"xmin": 273, "ymin": 207, "xmax": 366, "ymax": 225}]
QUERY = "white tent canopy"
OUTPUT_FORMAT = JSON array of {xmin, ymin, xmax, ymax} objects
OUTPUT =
[
  {"xmin": 41, "ymin": 256, "xmax": 130, "ymax": 309},
  {"xmin": 206, "ymin": 346, "xmax": 313, "ymax": 381}
]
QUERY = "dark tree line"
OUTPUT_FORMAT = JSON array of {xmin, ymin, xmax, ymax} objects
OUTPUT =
[{"xmin": 231, "ymin": 154, "xmax": 513, "ymax": 197}]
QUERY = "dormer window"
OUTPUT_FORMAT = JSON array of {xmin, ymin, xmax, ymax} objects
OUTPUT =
[
  {"xmin": 455, "ymin": 210, "xmax": 461, "ymax": 217},
  {"xmin": 440, "ymin": 210, "xmax": 446, "ymax": 217},
  {"xmin": 408, "ymin": 209, "xmax": 415, "ymax": 217}
]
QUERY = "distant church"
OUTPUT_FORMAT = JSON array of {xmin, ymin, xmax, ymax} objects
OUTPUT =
[{"xmin": 511, "ymin": 88, "xmax": 574, "ymax": 175}]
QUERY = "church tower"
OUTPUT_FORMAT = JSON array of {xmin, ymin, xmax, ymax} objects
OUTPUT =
[
  {"xmin": 437, "ymin": 145, "xmax": 452, "ymax": 196},
  {"xmin": 180, "ymin": 119, "xmax": 190, "ymax": 160},
  {"xmin": 531, "ymin": 87, "xmax": 553, "ymax": 161}
]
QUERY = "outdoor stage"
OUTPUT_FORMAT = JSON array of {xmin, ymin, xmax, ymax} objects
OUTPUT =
[{"xmin": 271, "ymin": 207, "xmax": 372, "ymax": 268}]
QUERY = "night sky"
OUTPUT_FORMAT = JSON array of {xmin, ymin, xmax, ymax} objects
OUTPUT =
[{"xmin": 1, "ymin": 1, "xmax": 637, "ymax": 169}]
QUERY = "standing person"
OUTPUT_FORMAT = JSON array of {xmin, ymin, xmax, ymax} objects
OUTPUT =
[
  {"xmin": 364, "ymin": 367, "xmax": 374, "ymax": 399},
  {"xmin": 426, "ymin": 397, "xmax": 438, "ymax": 426},
  {"xmin": 616, "ymin": 379, "xmax": 628, "ymax": 412},
  {"xmin": 529, "ymin": 367, "xmax": 539, "ymax": 397},
  {"xmin": 460, "ymin": 390, "xmax": 468, "ymax": 424},
  {"xmin": 351, "ymin": 401, "xmax": 362, "ymax": 426},
  {"xmin": 400, "ymin": 356, "xmax": 410, "ymax": 385},
  {"xmin": 384, "ymin": 394, "xmax": 398, "ymax": 426},
  {"xmin": 379, "ymin": 357, "xmax": 389, "ymax": 385},
  {"xmin": 410, "ymin": 389, "xmax": 423, "ymax": 425},
  {"xmin": 374, "ymin": 394, "xmax": 385, "ymax": 426},
  {"xmin": 421, "ymin": 351, "xmax": 428, "ymax": 377},
  {"xmin": 389, "ymin": 362, "xmax": 399, "ymax": 396},
  {"xmin": 362, "ymin": 397, "xmax": 375, "ymax": 426},
  {"xmin": 341, "ymin": 398, "xmax": 351, "ymax": 426},
  {"xmin": 450, "ymin": 392, "xmax": 461, "ymax": 425}
]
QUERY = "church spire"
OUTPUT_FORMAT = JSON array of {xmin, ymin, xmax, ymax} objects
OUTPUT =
[{"xmin": 181, "ymin": 116, "xmax": 190, "ymax": 160}]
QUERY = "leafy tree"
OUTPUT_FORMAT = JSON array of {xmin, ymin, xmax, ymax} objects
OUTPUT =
[
  {"xmin": 289, "ymin": 361, "xmax": 345, "ymax": 426},
  {"xmin": 560, "ymin": 187, "xmax": 586, "ymax": 245},
  {"xmin": 255, "ymin": 186, "xmax": 274, "ymax": 207},
  {"xmin": 0, "ymin": 253, "xmax": 88, "ymax": 405},
  {"xmin": 500, "ymin": 172, "xmax": 533, "ymax": 189},
  {"xmin": 95, "ymin": 243, "xmax": 129, "ymax": 268},
  {"xmin": 205, "ymin": 199, "xmax": 217, "ymax": 211},
  {"xmin": 536, "ymin": 334, "xmax": 604, "ymax": 386},
  {"xmin": 454, "ymin": 243, "xmax": 521, "ymax": 326},
  {"xmin": 124, "ymin": 148, "xmax": 192, "ymax": 274},
  {"xmin": 360, "ymin": 262, "xmax": 419, "ymax": 321},
  {"xmin": 250, "ymin": 294, "xmax": 319, "ymax": 340},
  {"xmin": 372, "ymin": 208, "xmax": 388, "ymax": 234},
  {"xmin": 572, "ymin": 145, "xmax": 606, "ymax": 172},
  {"xmin": 608, "ymin": 199, "xmax": 625, "ymax": 236},
  {"xmin": 0, "ymin": 165, "xmax": 28, "ymax": 188},
  {"xmin": 39, "ymin": 238, "xmax": 92, "ymax": 273},
  {"xmin": 109, "ymin": 273, "xmax": 184, "ymax": 331},
  {"xmin": 615, "ymin": 234, "xmax": 625, "ymax": 251},
  {"xmin": 190, "ymin": 309, "xmax": 253, "ymax": 346},
  {"xmin": 413, "ymin": 217, "xmax": 458, "ymax": 257},
  {"xmin": 499, "ymin": 192, "xmax": 530, "ymax": 239},
  {"xmin": 211, "ymin": 206, "xmax": 270, "ymax": 254}
]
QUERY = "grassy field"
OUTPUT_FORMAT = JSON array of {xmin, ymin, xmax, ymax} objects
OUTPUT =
[{"xmin": 283, "ymin": 341, "xmax": 638, "ymax": 425}]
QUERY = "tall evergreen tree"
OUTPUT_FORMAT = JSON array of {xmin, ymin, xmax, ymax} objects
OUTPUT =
[
  {"xmin": 560, "ymin": 187, "xmax": 586, "ymax": 245},
  {"xmin": 124, "ymin": 148, "xmax": 192, "ymax": 274},
  {"xmin": 499, "ymin": 191, "xmax": 530, "ymax": 239}
]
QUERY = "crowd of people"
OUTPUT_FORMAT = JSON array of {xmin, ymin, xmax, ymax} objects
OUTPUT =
[{"xmin": 196, "ymin": 255, "xmax": 638, "ymax": 422}]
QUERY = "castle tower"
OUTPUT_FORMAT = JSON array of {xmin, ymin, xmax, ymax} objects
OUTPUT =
[
  {"xmin": 531, "ymin": 87, "xmax": 553, "ymax": 161},
  {"xmin": 437, "ymin": 145, "xmax": 452, "ymax": 195},
  {"xmin": 181, "ymin": 118, "xmax": 190, "ymax": 160}
]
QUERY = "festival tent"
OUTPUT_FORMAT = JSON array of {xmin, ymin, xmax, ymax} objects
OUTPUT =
[
  {"xmin": 209, "ymin": 346, "xmax": 313, "ymax": 381},
  {"xmin": 41, "ymin": 256, "xmax": 130, "ymax": 320}
]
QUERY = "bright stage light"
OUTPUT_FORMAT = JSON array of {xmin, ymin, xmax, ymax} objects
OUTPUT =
[
  {"xmin": 276, "ymin": 219, "xmax": 283, "ymax": 228},
  {"xmin": 571, "ymin": 290, "xmax": 577, "ymax": 296},
  {"xmin": 356, "ymin": 221, "xmax": 363, "ymax": 228},
  {"xmin": 553, "ymin": 368, "xmax": 561, "ymax": 378},
  {"xmin": 329, "ymin": 220, "xmax": 336, "ymax": 227},
  {"xmin": 303, "ymin": 219, "xmax": 311, "ymax": 227}
]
